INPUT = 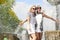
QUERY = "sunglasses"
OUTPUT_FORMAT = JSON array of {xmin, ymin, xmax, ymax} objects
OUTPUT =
[
  {"xmin": 32, "ymin": 8, "xmax": 36, "ymax": 10},
  {"xmin": 36, "ymin": 7, "xmax": 41, "ymax": 9}
]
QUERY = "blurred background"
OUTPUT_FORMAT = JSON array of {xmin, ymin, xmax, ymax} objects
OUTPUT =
[{"xmin": 0, "ymin": 0, "xmax": 60, "ymax": 40}]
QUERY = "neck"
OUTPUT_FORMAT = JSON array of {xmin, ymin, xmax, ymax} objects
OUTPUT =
[
  {"xmin": 37, "ymin": 12, "xmax": 41, "ymax": 14},
  {"xmin": 32, "ymin": 12, "xmax": 35, "ymax": 13}
]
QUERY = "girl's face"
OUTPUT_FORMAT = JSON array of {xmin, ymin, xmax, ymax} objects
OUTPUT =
[
  {"xmin": 31, "ymin": 7, "xmax": 36, "ymax": 13},
  {"xmin": 37, "ymin": 7, "xmax": 41, "ymax": 13}
]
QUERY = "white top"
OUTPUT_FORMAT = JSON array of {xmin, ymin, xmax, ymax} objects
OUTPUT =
[
  {"xmin": 27, "ymin": 12, "xmax": 37, "ymax": 24},
  {"xmin": 36, "ymin": 13, "xmax": 42, "ymax": 25}
]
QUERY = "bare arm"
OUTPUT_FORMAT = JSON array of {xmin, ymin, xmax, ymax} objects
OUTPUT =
[
  {"xmin": 19, "ymin": 16, "xmax": 30, "ymax": 25},
  {"xmin": 22, "ymin": 19, "xmax": 28, "ymax": 24},
  {"xmin": 19, "ymin": 19, "xmax": 27, "ymax": 25},
  {"xmin": 24, "ymin": 16, "xmax": 30, "ymax": 23},
  {"xmin": 42, "ymin": 12, "xmax": 57, "ymax": 22}
]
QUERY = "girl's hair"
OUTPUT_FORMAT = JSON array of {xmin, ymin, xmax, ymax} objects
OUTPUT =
[
  {"xmin": 29, "ymin": 5, "xmax": 36, "ymax": 16},
  {"xmin": 37, "ymin": 5, "xmax": 41, "ymax": 9},
  {"xmin": 29, "ymin": 5, "xmax": 36, "ymax": 12},
  {"xmin": 34, "ymin": 13, "xmax": 36, "ymax": 16}
]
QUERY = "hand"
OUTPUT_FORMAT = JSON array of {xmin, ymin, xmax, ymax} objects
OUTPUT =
[{"xmin": 19, "ymin": 21, "xmax": 24, "ymax": 26}]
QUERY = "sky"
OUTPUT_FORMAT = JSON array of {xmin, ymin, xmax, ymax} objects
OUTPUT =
[
  {"xmin": 13, "ymin": 0, "xmax": 54, "ymax": 20},
  {"xmin": 15, "ymin": 0, "xmax": 43, "ymax": 5},
  {"xmin": 12, "ymin": 0, "xmax": 57, "ymax": 31}
]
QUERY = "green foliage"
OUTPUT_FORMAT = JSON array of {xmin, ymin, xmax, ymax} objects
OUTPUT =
[
  {"xmin": 0, "ymin": 0, "xmax": 14, "ymax": 7},
  {"xmin": 0, "ymin": 0, "xmax": 22, "ymax": 33}
]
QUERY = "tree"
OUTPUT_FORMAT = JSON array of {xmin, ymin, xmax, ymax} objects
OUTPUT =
[{"xmin": 0, "ymin": 0, "xmax": 21, "ymax": 33}]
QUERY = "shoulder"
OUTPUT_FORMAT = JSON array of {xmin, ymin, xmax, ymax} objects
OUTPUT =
[
  {"xmin": 27, "ymin": 12, "xmax": 31, "ymax": 15},
  {"xmin": 27, "ymin": 12, "xmax": 30, "ymax": 14},
  {"xmin": 27, "ymin": 12, "xmax": 32, "ymax": 17},
  {"xmin": 40, "ymin": 12, "xmax": 43, "ymax": 15},
  {"xmin": 41, "ymin": 12, "xmax": 45, "ymax": 17}
]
